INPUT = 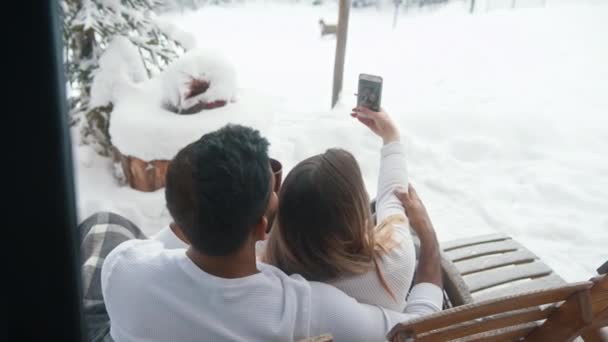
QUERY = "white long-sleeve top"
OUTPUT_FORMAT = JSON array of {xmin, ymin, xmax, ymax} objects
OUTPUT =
[{"xmin": 330, "ymin": 141, "xmax": 417, "ymax": 311}]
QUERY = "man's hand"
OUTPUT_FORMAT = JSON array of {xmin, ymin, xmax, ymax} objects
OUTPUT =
[
  {"xmin": 395, "ymin": 184, "xmax": 434, "ymax": 236},
  {"xmin": 395, "ymin": 184, "xmax": 443, "ymax": 288},
  {"xmin": 350, "ymin": 107, "xmax": 400, "ymax": 145}
]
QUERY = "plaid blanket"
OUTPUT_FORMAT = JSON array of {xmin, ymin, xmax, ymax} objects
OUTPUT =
[{"xmin": 79, "ymin": 212, "xmax": 146, "ymax": 342}]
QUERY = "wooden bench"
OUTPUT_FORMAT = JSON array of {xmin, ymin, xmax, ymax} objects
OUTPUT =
[
  {"xmin": 370, "ymin": 199, "xmax": 566, "ymax": 307},
  {"xmin": 388, "ymin": 275, "xmax": 607, "ymax": 341},
  {"xmin": 439, "ymin": 233, "xmax": 566, "ymax": 307}
]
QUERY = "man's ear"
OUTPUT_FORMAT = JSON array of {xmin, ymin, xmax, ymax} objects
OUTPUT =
[
  {"xmin": 253, "ymin": 216, "xmax": 269, "ymax": 241},
  {"xmin": 170, "ymin": 223, "xmax": 190, "ymax": 245}
]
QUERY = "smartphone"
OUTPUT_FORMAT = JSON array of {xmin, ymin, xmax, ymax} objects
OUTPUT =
[{"xmin": 357, "ymin": 74, "xmax": 383, "ymax": 112}]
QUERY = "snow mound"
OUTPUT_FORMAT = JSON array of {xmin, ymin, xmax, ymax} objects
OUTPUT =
[
  {"xmin": 161, "ymin": 50, "xmax": 237, "ymax": 114},
  {"xmin": 109, "ymin": 49, "xmax": 275, "ymax": 161},
  {"xmin": 90, "ymin": 36, "xmax": 148, "ymax": 108}
]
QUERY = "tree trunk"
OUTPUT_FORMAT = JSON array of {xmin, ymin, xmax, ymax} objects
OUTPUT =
[
  {"xmin": 470, "ymin": 0, "xmax": 475, "ymax": 13},
  {"xmin": 79, "ymin": 28, "xmax": 96, "ymax": 97},
  {"xmin": 84, "ymin": 104, "xmax": 113, "ymax": 156}
]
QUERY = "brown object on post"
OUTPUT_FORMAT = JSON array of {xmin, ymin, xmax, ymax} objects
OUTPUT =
[{"xmin": 114, "ymin": 148, "xmax": 170, "ymax": 192}]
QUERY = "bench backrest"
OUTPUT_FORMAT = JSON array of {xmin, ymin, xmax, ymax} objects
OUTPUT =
[{"xmin": 387, "ymin": 278, "xmax": 608, "ymax": 341}]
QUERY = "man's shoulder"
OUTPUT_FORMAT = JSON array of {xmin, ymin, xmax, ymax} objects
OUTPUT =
[
  {"xmin": 308, "ymin": 279, "xmax": 357, "ymax": 302},
  {"xmin": 104, "ymin": 238, "xmax": 167, "ymax": 267},
  {"xmin": 258, "ymin": 262, "xmax": 313, "ymax": 290},
  {"xmin": 256, "ymin": 263, "xmax": 352, "ymax": 301},
  {"xmin": 101, "ymin": 239, "xmax": 178, "ymax": 290}
]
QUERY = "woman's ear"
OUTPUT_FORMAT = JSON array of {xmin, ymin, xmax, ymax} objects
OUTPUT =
[{"xmin": 253, "ymin": 216, "xmax": 269, "ymax": 241}]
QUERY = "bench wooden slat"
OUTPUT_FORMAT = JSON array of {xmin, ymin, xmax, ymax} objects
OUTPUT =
[
  {"xmin": 442, "ymin": 253, "xmax": 474, "ymax": 306},
  {"xmin": 418, "ymin": 307, "xmax": 551, "ymax": 341},
  {"xmin": 387, "ymin": 282, "xmax": 593, "ymax": 337},
  {"xmin": 446, "ymin": 240, "xmax": 522, "ymax": 262},
  {"xmin": 464, "ymin": 322, "xmax": 540, "ymax": 342},
  {"xmin": 442, "ymin": 233, "xmax": 511, "ymax": 251},
  {"xmin": 465, "ymin": 262, "xmax": 553, "ymax": 293},
  {"xmin": 456, "ymin": 249, "xmax": 537, "ymax": 276},
  {"xmin": 474, "ymin": 274, "xmax": 566, "ymax": 302},
  {"xmin": 589, "ymin": 275, "xmax": 608, "ymax": 316}
]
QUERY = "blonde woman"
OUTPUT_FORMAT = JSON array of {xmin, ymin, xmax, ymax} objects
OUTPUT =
[{"xmin": 264, "ymin": 107, "xmax": 442, "ymax": 312}]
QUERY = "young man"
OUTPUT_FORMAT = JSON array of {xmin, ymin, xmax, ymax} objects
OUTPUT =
[{"xmin": 102, "ymin": 122, "xmax": 443, "ymax": 341}]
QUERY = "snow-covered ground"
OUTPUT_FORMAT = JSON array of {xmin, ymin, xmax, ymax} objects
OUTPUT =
[{"xmin": 73, "ymin": 1, "xmax": 608, "ymax": 282}]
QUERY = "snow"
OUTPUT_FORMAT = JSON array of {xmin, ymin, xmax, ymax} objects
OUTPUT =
[
  {"xmin": 109, "ymin": 50, "xmax": 262, "ymax": 161},
  {"xmin": 74, "ymin": 1, "xmax": 608, "ymax": 282},
  {"xmin": 90, "ymin": 36, "xmax": 148, "ymax": 108},
  {"xmin": 155, "ymin": 19, "xmax": 198, "ymax": 51}
]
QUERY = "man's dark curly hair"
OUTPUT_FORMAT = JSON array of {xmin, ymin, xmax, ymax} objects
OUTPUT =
[{"xmin": 165, "ymin": 124, "xmax": 271, "ymax": 256}]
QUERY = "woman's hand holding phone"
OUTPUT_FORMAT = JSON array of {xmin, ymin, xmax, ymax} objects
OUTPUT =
[{"xmin": 351, "ymin": 107, "xmax": 400, "ymax": 145}]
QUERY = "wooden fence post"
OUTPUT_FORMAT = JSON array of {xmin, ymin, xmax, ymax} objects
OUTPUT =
[{"xmin": 331, "ymin": 0, "xmax": 351, "ymax": 108}]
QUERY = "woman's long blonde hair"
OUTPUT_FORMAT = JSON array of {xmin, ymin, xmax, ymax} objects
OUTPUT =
[{"xmin": 263, "ymin": 148, "xmax": 402, "ymax": 300}]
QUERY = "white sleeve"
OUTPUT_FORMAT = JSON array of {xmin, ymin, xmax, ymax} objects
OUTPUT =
[
  {"xmin": 375, "ymin": 141, "xmax": 409, "ymax": 225},
  {"xmin": 375, "ymin": 141, "xmax": 445, "ymax": 315},
  {"xmin": 308, "ymin": 282, "xmax": 441, "ymax": 341},
  {"xmin": 404, "ymin": 283, "xmax": 444, "ymax": 316}
]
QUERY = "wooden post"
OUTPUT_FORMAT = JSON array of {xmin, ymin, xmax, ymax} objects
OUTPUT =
[
  {"xmin": 526, "ymin": 289, "xmax": 594, "ymax": 341},
  {"xmin": 392, "ymin": 0, "xmax": 402, "ymax": 29},
  {"xmin": 469, "ymin": 0, "xmax": 475, "ymax": 13},
  {"xmin": 331, "ymin": 0, "xmax": 351, "ymax": 108},
  {"xmin": 580, "ymin": 275, "xmax": 608, "ymax": 341}
]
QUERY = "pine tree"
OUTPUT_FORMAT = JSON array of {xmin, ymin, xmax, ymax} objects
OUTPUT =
[{"xmin": 60, "ymin": 0, "xmax": 183, "ymax": 155}]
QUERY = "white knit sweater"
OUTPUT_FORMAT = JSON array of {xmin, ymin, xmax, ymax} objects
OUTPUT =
[{"xmin": 329, "ymin": 141, "xmax": 416, "ymax": 311}]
